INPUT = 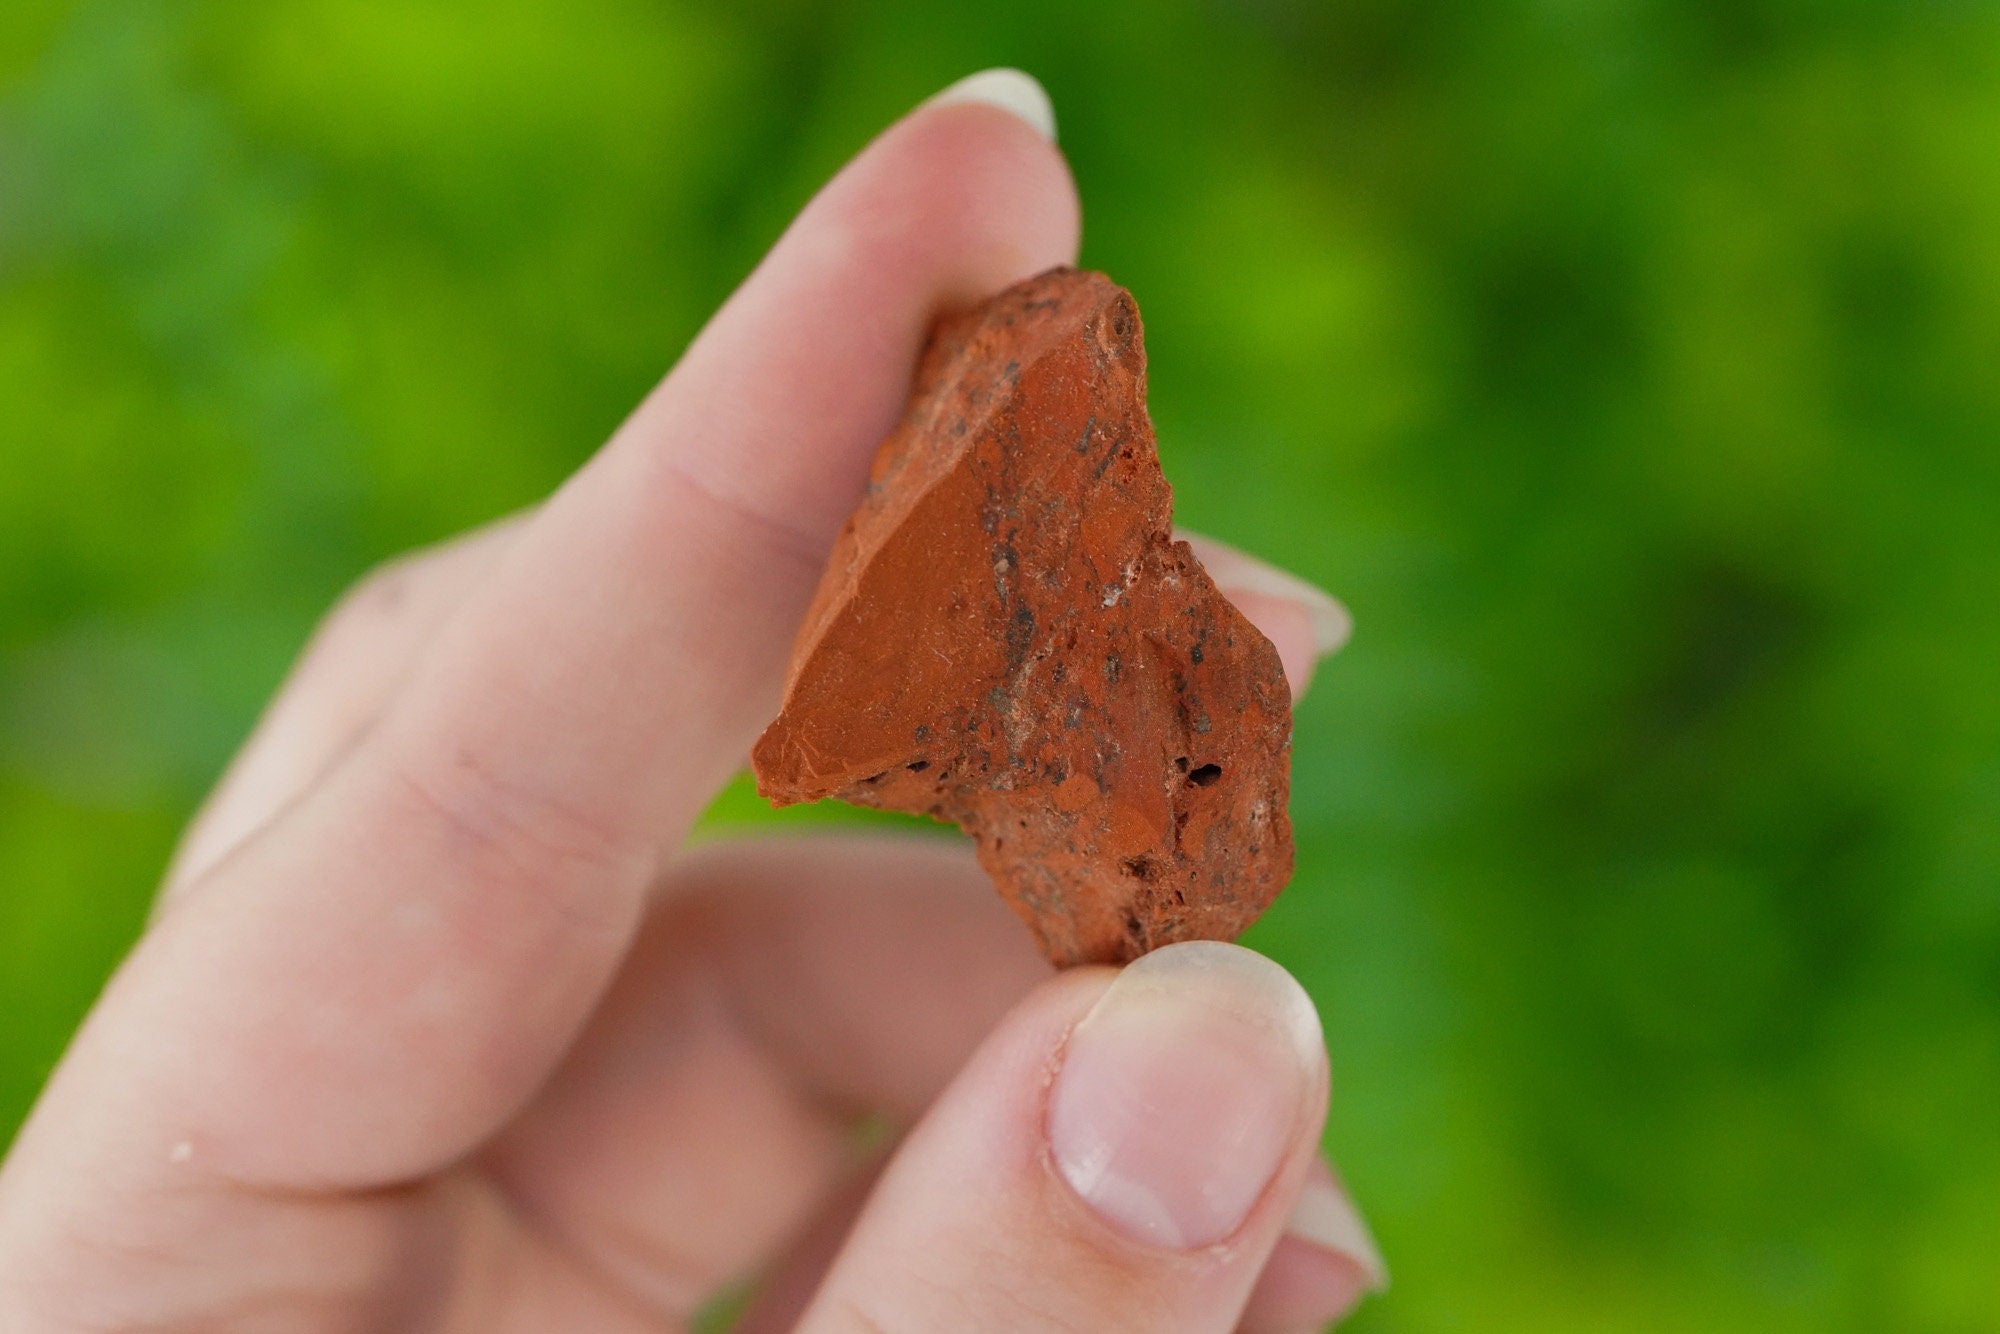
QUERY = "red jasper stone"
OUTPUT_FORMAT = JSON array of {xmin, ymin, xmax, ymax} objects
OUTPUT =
[{"xmin": 752, "ymin": 268, "xmax": 1294, "ymax": 966}]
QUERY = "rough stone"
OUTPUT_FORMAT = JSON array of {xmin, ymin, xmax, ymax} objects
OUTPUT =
[{"xmin": 752, "ymin": 268, "xmax": 1294, "ymax": 966}]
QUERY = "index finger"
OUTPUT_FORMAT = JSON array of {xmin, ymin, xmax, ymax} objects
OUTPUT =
[{"xmin": 0, "ymin": 72, "xmax": 1077, "ymax": 1211}]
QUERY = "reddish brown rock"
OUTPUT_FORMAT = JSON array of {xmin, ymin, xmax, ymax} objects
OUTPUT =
[{"xmin": 752, "ymin": 268, "xmax": 1293, "ymax": 966}]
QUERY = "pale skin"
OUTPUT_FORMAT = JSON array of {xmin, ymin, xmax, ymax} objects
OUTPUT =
[{"xmin": 0, "ymin": 78, "xmax": 1382, "ymax": 1331}]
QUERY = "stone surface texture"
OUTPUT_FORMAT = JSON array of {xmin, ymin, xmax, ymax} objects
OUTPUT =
[{"xmin": 752, "ymin": 268, "xmax": 1294, "ymax": 966}]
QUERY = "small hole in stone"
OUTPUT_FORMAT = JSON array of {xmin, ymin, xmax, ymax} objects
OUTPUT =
[
  {"xmin": 1174, "ymin": 756, "xmax": 1189, "ymax": 772},
  {"xmin": 1187, "ymin": 763, "xmax": 1223, "ymax": 787},
  {"xmin": 907, "ymin": 760, "xmax": 929, "ymax": 772},
  {"xmin": 1121, "ymin": 856, "xmax": 1160, "ymax": 882}
]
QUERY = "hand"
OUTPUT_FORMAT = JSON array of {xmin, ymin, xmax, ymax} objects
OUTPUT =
[{"xmin": 0, "ymin": 70, "xmax": 1383, "ymax": 1332}]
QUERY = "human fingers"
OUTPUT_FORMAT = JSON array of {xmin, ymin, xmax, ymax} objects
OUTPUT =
[
  {"xmin": 796, "ymin": 943, "xmax": 1335, "ymax": 1333},
  {"xmin": 0, "ymin": 68, "xmax": 1078, "ymax": 1294}
]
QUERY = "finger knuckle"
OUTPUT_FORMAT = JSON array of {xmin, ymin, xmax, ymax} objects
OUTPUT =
[{"xmin": 383, "ymin": 743, "xmax": 647, "ymax": 929}]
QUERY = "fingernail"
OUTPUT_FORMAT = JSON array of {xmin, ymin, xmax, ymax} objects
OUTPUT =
[
  {"xmin": 1047, "ymin": 941, "xmax": 1325, "ymax": 1250},
  {"xmin": 1181, "ymin": 530, "xmax": 1352, "ymax": 659},
  {"xmin": 1286, "ymin": 1161, "xmax": 1389, "ymax": 1294},
  {"xmin": 927, "ymin": 68, "xmax": 1058, "ymax": 142}
]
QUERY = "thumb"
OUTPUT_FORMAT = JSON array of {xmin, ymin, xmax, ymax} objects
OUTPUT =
[{"xmin": 798, "ymin": 942, "xmax": 1332, "ymax": 1333}]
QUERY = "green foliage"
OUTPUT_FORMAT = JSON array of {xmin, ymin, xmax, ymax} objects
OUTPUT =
[{"xmin": 4, "ymin": 1, "xmax": 1997, "ymax": 1327}]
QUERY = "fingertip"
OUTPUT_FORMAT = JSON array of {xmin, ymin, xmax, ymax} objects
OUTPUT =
[
  {"xmin": 1226, "ymin": 589, "xmax": 1326, "ymax": 700},
  {"xmin": 656, "ymin": 70, "xmax": 1081, "ymax": 557},
  {"xmin": 796, "ymin": 949, "xmax": 1327, "ymax": 1331},
  {"xmin": 1241, "ymin": 1158, "xmax": 1388, "ymax": 1331},
  {"xmin": 1285, "ymin": 1159, "xmax": 1388, "ymax": 1293},
  {"xmin": 925, "ymin": 67, "xmax": 1059, "ymax": 142},
  {"xmin": 856, "ymin": 78, "xmax": 1082, "ymax": 306},
  {"xmin": 1238, "ymin": 1234, "xmax": 1375, "ymax": 1332},
  {"xmin": 1046, "ymin": 942, "xmax": 1327, "ymax": 1251}
]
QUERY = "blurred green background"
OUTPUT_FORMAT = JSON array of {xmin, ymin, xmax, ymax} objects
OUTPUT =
[{"xmin": 4, "ymin": 0, "xmax": 1998, "ymax": 1328}]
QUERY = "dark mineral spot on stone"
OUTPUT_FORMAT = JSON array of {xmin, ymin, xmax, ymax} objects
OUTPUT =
[{"xmin": 750, "ymin": 267, "xmax": 1294, "ymax": 966}]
